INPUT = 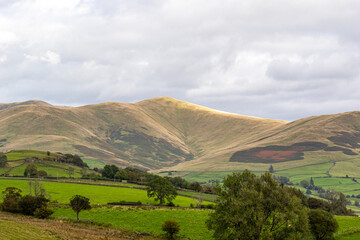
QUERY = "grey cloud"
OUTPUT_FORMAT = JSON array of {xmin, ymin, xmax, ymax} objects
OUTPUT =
[{"xmin": 0, "ymin": 0, "xmax": 360, "ymax": 120}]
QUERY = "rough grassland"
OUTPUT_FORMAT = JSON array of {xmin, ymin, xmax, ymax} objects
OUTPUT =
[
  {"xmin": 0, "ymin": 219, "xmax": 58, "ymax": 240},
  {"xmin": 0, "ymin": 211, "xmax": 158, "ymax": 240},
  {"xmin": 52, "ymin": 206, "xmax": 213, "ymax": 240},
  {"xmin": 0, "ymin": 179, "xmax": 205, "ymax": 207}
]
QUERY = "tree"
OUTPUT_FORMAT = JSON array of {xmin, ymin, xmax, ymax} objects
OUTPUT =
[
  {"xmin": 0, "ymin": 152, "xmax": 7, "ymax": 167},
  {"xmin": 300, "ymin": 180, "xmax": 311, "ymax": 189},
  {"xmin": 28, "ymin": 181, "xmax": 47, "ymax": 197},
  {"xmin": 24, "ymin": 163, "xmax": 38, "ymax": 177},
  {"xmin": 206, "ymin": 170, "xmax": 310, "ymax": 240},
  {"xmin": 162, "ymin": 219, "xmax": 180, "ymax": 240},
  {"xmin": 70, "ymin": 195, "xmax": 91, "ymax": 222},
  {"xmin": 328, "ymin": 191, "xmax": 353, "ymax": 215},
  {"xmin": 102, "ymin": 165, "xmax": 119, "ymax": 179},
  {"xmin": 310, "ymin": 177, "xmax": 315, "ymax": 187},
  {"xmin": 68, "ymin": 167, "xmax": 74, "ymax": 178},
  {"xmin": 269, "ymin": 165, "xmax": 274, "ymax": 173},
  {"xmin": 308, "ymin": 209, "xmax": 338, "ymax": 240},
  {"xmin": 147, "ymin": 177, "xmax": 177, "ymax": 205}
]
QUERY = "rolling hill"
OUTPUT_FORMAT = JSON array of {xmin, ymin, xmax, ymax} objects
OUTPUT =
[{"xmin": 0, "ymin": 97, "xmax": 360, "ymax": 178}]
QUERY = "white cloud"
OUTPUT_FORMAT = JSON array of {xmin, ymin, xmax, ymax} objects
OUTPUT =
[{"xmin": 0, "ymin": 0, "xmax": 360, "ymax": 120}]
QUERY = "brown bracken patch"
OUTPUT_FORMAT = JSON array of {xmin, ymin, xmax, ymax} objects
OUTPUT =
[{"xmin": 229, "ymin": 141, "xmax": 356, "ymax": 163}]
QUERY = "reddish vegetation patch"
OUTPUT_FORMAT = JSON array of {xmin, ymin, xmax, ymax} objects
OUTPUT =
[
  {"xmin": 254, "ymin": 150, "xmax": 298, "ymax": 161},
  {"xmin": 230, "ymin": 141, "xmax": 357, "ymax": 163}
]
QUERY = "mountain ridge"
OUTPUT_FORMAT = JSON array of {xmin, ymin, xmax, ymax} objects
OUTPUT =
[{"xmin": 0, "ymin": 97, "xmax": 359, "ymax": 174}]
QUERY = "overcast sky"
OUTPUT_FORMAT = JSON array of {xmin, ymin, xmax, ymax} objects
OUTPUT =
[{"xmin": 0, "ymin": 0, "xmax": 360, "ymax": 121}]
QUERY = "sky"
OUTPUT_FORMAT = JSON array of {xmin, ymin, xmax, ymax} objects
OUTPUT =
[{"xmin": 0, "ymin": 0, "xmax": 360, "ymax": 121}]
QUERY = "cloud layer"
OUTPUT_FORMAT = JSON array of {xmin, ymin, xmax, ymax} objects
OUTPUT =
[{"xmin": 1, "ymin": 0, "xmax": 360, "ymax": 120}]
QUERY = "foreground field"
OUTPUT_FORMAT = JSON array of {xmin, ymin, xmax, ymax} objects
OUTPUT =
[{"xmin": 0, "ymin": 211, "xmax": 158, "ymax": 240}]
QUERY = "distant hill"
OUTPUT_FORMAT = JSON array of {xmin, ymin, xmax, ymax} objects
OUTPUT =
[{"xmin": 0, "ymin": 97, "xmax": 359, "ymax": 174}]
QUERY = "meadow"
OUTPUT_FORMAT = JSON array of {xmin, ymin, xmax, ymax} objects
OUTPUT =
[
  {"xmin": 49, "ymin": 205, "xmax": 360, "ymax": 240},
  {"xmin": 0, "ymin": 179, "xmax": 210, "ymax": 207},
  {"xmin": 52, "ymin": 206, "xmax": 213, "ymax": 240}
]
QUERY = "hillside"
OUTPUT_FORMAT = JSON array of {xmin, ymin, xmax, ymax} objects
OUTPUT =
[{"xmin": 1, "ymin": 97, "xmax": 360, "ymax": 176}]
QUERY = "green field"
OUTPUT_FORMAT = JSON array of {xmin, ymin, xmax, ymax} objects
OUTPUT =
[
  {"xmin": 6, "ymin": 150, "xmax": 59, "ymax": 161},
  {"xmin": 1, "ymin": 150, "xmax": 99, "ymax": 178},
  {"xmin": 52, "ymin": 205, "xmax": 213, "ymax": 240},
  {"xmin": 0, "ymin": 179, "xmax": 208, "ymax": 207},
  {"xmin": 49, "ymin": 205, "xmax": 360, "ymax": 240},
  {"xmin": 335, "ymin": 216, "xmax": 360, "ymax": 239}
]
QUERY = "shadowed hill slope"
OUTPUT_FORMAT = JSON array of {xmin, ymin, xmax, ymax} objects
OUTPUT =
[{"xmin": 0, "ymin": 97, "xmax": 360, "ymax": 172}]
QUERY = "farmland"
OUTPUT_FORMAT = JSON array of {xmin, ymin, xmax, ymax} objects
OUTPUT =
[
  {"xmin": 52, "ymin": 206, "xmax": 213, "ymax": 240},
  {"xmin": 51, "ymin": 206, "xmax": 360, "ymax": 240},
  {"xmin": 0, "ymin": 179, "xmax": 209, "ymax": 207}
]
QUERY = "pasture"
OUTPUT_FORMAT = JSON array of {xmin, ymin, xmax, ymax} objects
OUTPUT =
[
  {"xmin": 52, "ymin": 205, "xmax": 213, "ymax": 240},
  {"xmin": 0, "ymin": 179, "xmax": 208, "ymax": 207}
]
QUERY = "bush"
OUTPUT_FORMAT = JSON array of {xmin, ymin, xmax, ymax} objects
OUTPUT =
[
  {"xmin": 162, "ymin": 219, "xmax": 180, "ymax": 240},
  {"xmin": 37, "ymin": 170, "xmax": 48, "ymax": 177},
  {"xmin": 34, "ymin": 206, "xmax": 54, "ymax": 219},
  {"xmin": 1, "ymin": 187, "xmax": 22, "ymax": 213},
  {"xmin": 308, "ymin": 209, "xmax": 338, "ymax": 240},
  {"xmin": 200, "ymin": 204, "xmax": 214, "ymax": 209},
  {"xmin": 18, "ymin": 195, "xmax": 49, "ymax": 216},
  {"xmin": 167, "ymin": 202, "xmax": 175, "ymax": 207}
]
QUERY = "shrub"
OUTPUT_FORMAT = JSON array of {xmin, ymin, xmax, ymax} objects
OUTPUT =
[
  {"xmin": 162, "ymin": 219, "xmax": 180, "ymax": 240},
  {"xmin": 18, "ymin": 195, "xmax": 49, "ymax": 216},
  {"xmin": 37, "ymin": 170, "xmax": 48, "ymax": 177},
  {"xmin": 308, "ymin": 209, "xmax": 338, "ymax": 240},
  {"xmin": 167, "ymin": 202, "xmax": 175, "ymax": 207},
  {"xmin": 1, "ymin": 187, "xmax": 22, "ymax": 213},
  {"xmin": 34, "ymin": 206, "xmax": 54, "ymax": 219}
]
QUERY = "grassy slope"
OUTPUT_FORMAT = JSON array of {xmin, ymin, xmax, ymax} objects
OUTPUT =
[{"xmin": 1, "ymin": 150, "xmax": 94, "ymax": 178}]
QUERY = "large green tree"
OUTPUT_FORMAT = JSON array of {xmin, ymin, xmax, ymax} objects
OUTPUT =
[
  {"xmin": 206, "ymin": 170, "xmax": 311, "ymax": 240},
  {"xmin": 146, "ymin": 177, "xmax": 177, "ymax": 205}
]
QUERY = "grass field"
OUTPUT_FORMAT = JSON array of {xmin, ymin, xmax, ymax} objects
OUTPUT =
[
  {"xmin": 6, "ymin": 150, "xmax": 59, "ymax": 161},
  {"xmin": 0, "ymin": 179, "xmax": 208, "ymax": 207},
  {"xmin": 1, "ymin": 150, "xmax": 99, "ymax": 178},
  {"xmin": 52, "ymin": 205, "xmax": 213, "ymax": 240},
  {"xmin": 6, "ymin": 162, "xmax": 83, "ymax": 178},
  {"xmin": 335, "ymin": 216, "xmax": 360, "ymax": 239},
  {"xmin": 49, "ymin": 205, "xmax": 360, "ymax": 240}
]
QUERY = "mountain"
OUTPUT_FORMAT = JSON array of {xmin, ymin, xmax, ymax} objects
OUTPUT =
[{"xmin": 0, "ymin": 97, "xmax": 359, "ymax": 174}]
